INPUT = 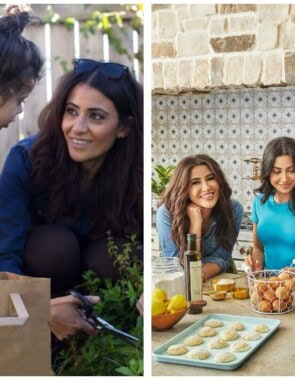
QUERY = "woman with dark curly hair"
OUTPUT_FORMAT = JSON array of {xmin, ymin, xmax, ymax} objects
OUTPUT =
[
  {"xmin": 0, "ymin": 58, "xmax": 143, "ymax": 338},
  {"xmin": 0, "ymin": 4, "xmax": 43, "ymax": 129},
  {"xmin": 246, "ymin": 136, "xmax": 295, "ymax": 271},
  {"xmin": 156, "ymin": 154, "xmax": 243, "ymax": 281}
]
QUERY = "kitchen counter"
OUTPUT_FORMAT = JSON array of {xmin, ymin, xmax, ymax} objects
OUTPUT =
[{"xmin": 152, "ymin": 274, "xmax": 295, "ymax": 376}]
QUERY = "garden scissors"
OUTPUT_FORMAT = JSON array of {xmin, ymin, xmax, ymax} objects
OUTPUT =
[{"xmin": 70, "ymin": 289, "xmax": 139, "ymax": 342}]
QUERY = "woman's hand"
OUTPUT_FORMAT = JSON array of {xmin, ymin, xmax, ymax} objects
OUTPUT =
[
  {"xmin": 50, "ymin": 294, "xmax": 100, "ymax": 341},
  {"xmin": 136, "ymin": 293, "xmax": 143, "ymax": 315},
  {"xmin": 187, "ymin": 203, "xmax": 202, "ymax": 236},
  {"xmin": 244, "ymin": 254, "xmax": 262, "ymax": 272},
  {"xmin": 249, "ymin": 224, "xmax": 264, "ymax": 272}
]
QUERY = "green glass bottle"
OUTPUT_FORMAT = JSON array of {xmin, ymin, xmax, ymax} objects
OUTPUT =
[{"xmin": 184, "ymin": 233, "xmax": 203, "ymax": 314}]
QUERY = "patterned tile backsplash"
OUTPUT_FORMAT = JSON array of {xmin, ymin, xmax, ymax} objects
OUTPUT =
[{"xmin": 152, "ymin": 86, "xmax": 295, "ymax": 213}]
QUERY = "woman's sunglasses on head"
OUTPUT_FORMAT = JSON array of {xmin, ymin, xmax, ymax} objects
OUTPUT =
[{"xmin": 74, "ymin": 58, "xmax": 129, "ymax": 80}]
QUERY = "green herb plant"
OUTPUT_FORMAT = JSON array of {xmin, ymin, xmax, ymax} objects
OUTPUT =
[
  {"xmin": 53, "ymin": 232, "xmax": 143, "ymax": 376},
  {"xmin": 151, "ymin": 164, "xmax": 175, "ymax": 196}
]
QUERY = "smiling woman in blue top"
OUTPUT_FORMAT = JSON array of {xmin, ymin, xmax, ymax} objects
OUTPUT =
[
  {"xmin": 156, "ymin": 154, "xmax": 243, "ymax": 281},
  {"xmin": 247, "ymin": 137, "xmax": 295, "ymax": 271}
]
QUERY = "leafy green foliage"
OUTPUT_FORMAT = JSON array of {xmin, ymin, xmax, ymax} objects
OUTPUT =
[
  {"xmin": 152, "ymin": 164, "xmax": 175, "ymax": 195},
  {"xmin": 42, "ymin": 4, "xmax": 143, "ymax": 68},
  {"xmin": 53, "ymin": 233, "xmax": 143, "ymax": 376}
]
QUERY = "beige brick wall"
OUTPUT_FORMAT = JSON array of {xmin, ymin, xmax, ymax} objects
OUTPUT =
[{"xmin": 152, "ymin": 4, "xmax": 295, "ymax": 93}]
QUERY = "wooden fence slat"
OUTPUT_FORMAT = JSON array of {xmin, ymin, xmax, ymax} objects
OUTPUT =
[
  {"xmin": 79, "ymin": 29, "xmax": 105, "ymax": 60},
  {"xmin": 50, "ymin": 24, "xmax": 75, "ymax": 89}
]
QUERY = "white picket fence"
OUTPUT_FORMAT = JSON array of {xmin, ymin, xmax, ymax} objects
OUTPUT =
[{"xmin": 0, "ymin": 4, "xmax": 143, "ymax": 168}]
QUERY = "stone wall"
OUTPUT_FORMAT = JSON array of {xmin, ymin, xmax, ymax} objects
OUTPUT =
[{"xmin": 152, "ymin": 4, "xmax": 295, "ymax": 93}]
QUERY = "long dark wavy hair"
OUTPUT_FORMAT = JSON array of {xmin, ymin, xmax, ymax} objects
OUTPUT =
[
  {"xmin": 30, "ymin": 65, "xmax": 143, "ymax": 239},
  {"xmin": 255, "ymin": 136, "xmax": 295, "ymax": 213},
  {"xmin": 0, "ymin": 5, "xmax": 44, "ymax": 100},
  {"xmin": 163, "ymin": 154, "xmax": 237, "ymax": 260}
]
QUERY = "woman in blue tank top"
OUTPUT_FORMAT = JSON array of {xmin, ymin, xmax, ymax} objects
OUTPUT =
[{"xmin": 248, "ymin": 137, "xmax": 295, "ymax": 271}]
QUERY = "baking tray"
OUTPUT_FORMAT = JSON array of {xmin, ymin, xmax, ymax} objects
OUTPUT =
[{"xmin": 153, "ymin": 313, "xmax": 280, "ymax": 371}]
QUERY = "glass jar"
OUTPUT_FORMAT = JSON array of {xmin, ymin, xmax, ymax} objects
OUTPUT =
[{"xmin": 152, "ymin": 256, "xmax": 185, "ymax": 298}]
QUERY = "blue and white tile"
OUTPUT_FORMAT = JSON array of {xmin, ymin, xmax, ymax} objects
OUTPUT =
[
  {"xmin": 155, "ymin": 97, "xmax": 167, "ymax": 109},
  {"xmin": 168, "ymin": 125, "xmax": 180, "ymax": 138},
  {"xmin": 214, "ymin": 93, "xmax": 227, "ymax": 108},
  {"xmin": 179, "ymin": 96, "xmax": 190, "ymax": 109},
  {"xmin": 202, "ymin": 95, "xmax": 214, "ymax": 108},
  {"xmin": 180, "ymin": 140, "xmax": 192, "ymax": 153},
  {"xmin": 267, "ymin": 109, "xmax": 281, "ymax": 123},
  {"xmin": 156, "ymin": 111, "xmax": 167, "ymax": 124},
  {"xmin": 254, "ymin": 92, "xmax": 267, "ymax": 107},
  {"xmin": 240, "ymin": 92, "xmax": 254, "ymax": 107},
  {"xmin": 268, "ymin": 91, "xmax": 281, "ymax": 107},
  {"xmin": 254, "ymin": 108, "xmax": 267, "ymax": 122},
  {"xmin": 228, "ymin": 93, "xmax": 240, "ymax": 108},
  {"xmin": 215, "ymin": 109, "xmax": 227, "ymax": 124},
  {"xmin": 241, "ymin": 109, "xmax": 254, "ymax": 123},
  {"xmin": 157, "ymin": 127, "xmax": 168, "ymax": 138},
  {"xmin": 228, "ymin": 109, "xmax": 240, "ymax": 124}
]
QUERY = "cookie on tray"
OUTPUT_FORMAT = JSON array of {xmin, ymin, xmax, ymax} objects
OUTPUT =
[
  {"xmin": 219, "ymin": 329, "xmax": 240, "ymax": 341},
  {"xmin": 253, "ymin": 324, "xmax": 270, "ymax": 333},
  {"xmin": 183, "ymin": 335, "xmax": 204, "ymax": 346},
  {"xmin": 197, "ymin": 326, "xmax": 217, "ymax": 337},
  {"xmin": 207, "ymin": 338, "xmax": 228, "ymax": 349},
  {"xmin": 230, "ymin": 341, "xmax": 251, "ymax": 353},
  {"xmin": 214, "ymin": 352, "xmax": 236, "ymax": 363},
  {"xmin": 204, "ymin": 319, "xmax": 224, "ymax": 328},
  {"xmin": 186, "ymin": 349, "xmax": 211, "ymax": 360},
  {"xmin": 227, "ymin": 321, "xmax": 246, "ymax": 331},
  {"xmin": 242, "ymin": 331, "xmax": 261, "ymax": 341},
  {"xmin": 167, "ymin": 344, "xmax": 188, "ymax": 356}
]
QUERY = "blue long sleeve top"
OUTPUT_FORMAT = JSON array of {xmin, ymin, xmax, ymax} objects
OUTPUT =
[
  {"xmin": 156, "ymin": 199, "xmax": 244, "ymax": 272},
  {"xmin": 0, "ymin": 135, "xmax": 91, "ymax": 274}
]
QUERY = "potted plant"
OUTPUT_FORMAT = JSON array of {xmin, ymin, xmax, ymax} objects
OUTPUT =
[{"xmin": 151, "ymin": 165, "xmax": 175, "ymax": 222}]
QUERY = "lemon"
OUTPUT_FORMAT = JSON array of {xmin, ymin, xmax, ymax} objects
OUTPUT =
[
  {"xmin": 166, "ymin": 294, "xmax": 187, "ymax": 314},
  {"xmin": 152, "ymin": 288, "xmax": 167, "ymax": 302},
  {"xmin": 151, "ymin": 288, "xmax": 168, "ymax": 315},
  {"xmin": 152, "ymin": 298, "xmax": 167, "ymax": 315}
]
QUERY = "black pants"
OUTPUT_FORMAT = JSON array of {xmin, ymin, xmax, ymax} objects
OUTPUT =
[{"xmin": 23, "ymin": 225, "xmax": 142, "ymax": 297}]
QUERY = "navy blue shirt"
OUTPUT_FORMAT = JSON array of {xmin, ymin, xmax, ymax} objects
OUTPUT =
[{"xmin": 0, "ymin": 135, "xmax": 91, "ymax": 274}]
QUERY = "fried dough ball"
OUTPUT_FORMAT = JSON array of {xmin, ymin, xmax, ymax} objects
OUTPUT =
[
  {"xmin": 272, "ymin": 298, "xmax": 287, "ymax": 312},
  {"xmin": 278, "ymin": 272, "xmax": 291, "ymax": 281},
  {"xmin": 275, "ymin": 286, "xmax": 289, "ymax": 299},
  {"xmin": 268, "ymin": 277, "xmax": 281, "ymax": 289},
  {"xmin": 258, "ymin": 299, "xmax": 272, "ymax": 313},
  {"xmin": 284, "ymin": 279, "xmax": 294, "ymax": 291},
  {"xmin": 263, "ymin": 289, "xmax": 276, "ymax": 302}
]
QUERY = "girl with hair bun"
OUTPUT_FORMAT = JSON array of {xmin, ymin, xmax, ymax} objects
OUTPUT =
[{"xmin": 0, "ymin": 5, "xmax": 44, "ymax": 129}]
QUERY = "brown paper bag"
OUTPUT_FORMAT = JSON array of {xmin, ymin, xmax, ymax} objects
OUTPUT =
[{"xmin": 0, "ymin": 272, "xmax": 51, "ymax": 375}]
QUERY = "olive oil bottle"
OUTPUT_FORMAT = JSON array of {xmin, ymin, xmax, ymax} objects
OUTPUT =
[{"xmin": 184, "ymin": 233, "xmax": 203, "ymax": 314}]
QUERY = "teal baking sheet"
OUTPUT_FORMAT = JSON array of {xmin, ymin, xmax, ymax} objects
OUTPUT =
[{"xmin": 153, "ymin": 313, "xmax": 280, "ymax": 371}]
